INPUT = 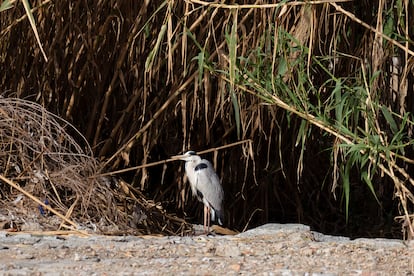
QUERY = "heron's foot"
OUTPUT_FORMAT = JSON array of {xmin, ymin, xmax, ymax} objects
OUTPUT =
[{"xmin": 192, "ymin": 224, "xmax": 215, "ymax": 235}]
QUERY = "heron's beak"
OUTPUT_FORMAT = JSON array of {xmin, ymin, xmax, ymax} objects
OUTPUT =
[{"xmin": 170, "ymin": 154, "xmax": 186, "ymax": 160}]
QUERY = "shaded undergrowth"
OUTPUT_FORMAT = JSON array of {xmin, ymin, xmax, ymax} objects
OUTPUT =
[{"xmin": 1, "ymin": 0, "xmax": 413, "ymax": 238}]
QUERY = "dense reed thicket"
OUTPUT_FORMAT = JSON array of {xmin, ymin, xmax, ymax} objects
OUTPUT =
[{"xmin": 1, "ymin": 0, "xmax": 413, "ymax": 238}]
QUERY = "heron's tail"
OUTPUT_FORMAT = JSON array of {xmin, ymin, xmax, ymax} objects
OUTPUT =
[{"xmin": 212, "ymin": 209, "xmax": 224, "ymax": 225}]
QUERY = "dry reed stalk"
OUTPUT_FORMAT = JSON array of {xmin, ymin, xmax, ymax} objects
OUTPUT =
[
  {"xmin": 186, "ymin": 0, "xmax": 352, "ymax": 9},
  {"xmin": 330, "ymin": 2, "xmax": 414, "ymax": 56},
  {"xmin": 96, "ymin": 139, "xmax": 252, "ymax": 177}
]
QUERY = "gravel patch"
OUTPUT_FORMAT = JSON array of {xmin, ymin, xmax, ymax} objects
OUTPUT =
[{"xmin": 0, "ymin": 223, "xmax": 412, "ymax": 275}]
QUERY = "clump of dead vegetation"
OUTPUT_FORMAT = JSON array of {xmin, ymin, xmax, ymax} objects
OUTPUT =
[{"xmin": 0, "ymin": 98, "xmax": 191, "ymax": 235}]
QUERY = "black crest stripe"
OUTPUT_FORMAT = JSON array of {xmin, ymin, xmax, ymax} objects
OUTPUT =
[{"xmin": 194, "ymin": 163, "xmax": 208, "ymax": 171}]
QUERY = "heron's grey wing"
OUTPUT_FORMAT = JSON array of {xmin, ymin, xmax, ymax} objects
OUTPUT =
[
  {"xmin": 194, "ymin": 160, "xmax": 224, "ymax": 213},
  {"xmin": 195, "ymin": 164, "xmax": 224, "ymax": 225}
]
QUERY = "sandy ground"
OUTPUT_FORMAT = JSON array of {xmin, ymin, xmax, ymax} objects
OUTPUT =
[{"xmin": 0, "ymin": 224, "xmax": 412, "ymax": 275}]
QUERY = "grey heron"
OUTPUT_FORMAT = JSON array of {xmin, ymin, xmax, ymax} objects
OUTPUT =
[{"xmin": 172, "ymin": 151, "xmax": 224, "ymax": 233}]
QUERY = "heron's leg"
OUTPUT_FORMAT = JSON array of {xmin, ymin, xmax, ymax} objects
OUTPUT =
[
  {"xmin": 207, "ymin": 206, "xmax": 211, "ymax": 233},
  {"xmin": 203, "ymin": 205, "xmax": 208, "ymax": 233}
]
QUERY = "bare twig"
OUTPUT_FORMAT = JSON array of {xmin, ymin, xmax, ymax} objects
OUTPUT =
[{"xmin": 95, "ymin": 139, "xmax": 252, "ymax": 177}]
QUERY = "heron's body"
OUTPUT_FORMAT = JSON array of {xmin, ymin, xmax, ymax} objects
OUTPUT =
[{"xmin": 173, "ymin": 151, "xmax": 224, "ymax": 232}]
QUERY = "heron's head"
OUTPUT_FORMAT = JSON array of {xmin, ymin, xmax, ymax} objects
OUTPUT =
[{"xmin": 171, "ymin": 150, "xmax": 200, "ymax": 162}]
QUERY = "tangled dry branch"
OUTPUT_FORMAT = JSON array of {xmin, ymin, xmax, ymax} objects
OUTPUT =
[{"xmin": 0, "ymin": 98, "xmax": 192, "ymax": 235}]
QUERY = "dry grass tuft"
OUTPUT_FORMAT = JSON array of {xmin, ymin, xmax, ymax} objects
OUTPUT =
[{"xmin": 0, "ymin": 98, "xmax": 191, "ymax": 235}]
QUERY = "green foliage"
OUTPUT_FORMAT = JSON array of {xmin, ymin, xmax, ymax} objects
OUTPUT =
[
  {"xmin": 211, "ymin": 17, "xmax": 414, "ymax": 223},
  {"xmin": 226, "ymin": 9, "xmax": 241, "ymax": 139},
  {"xmin": 145, "ymin": 24, "xmax": 167, "ymax": 72},
  {"xmin": 0, "ymin": 0, "xmax": 13, "ymax": 12}
]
